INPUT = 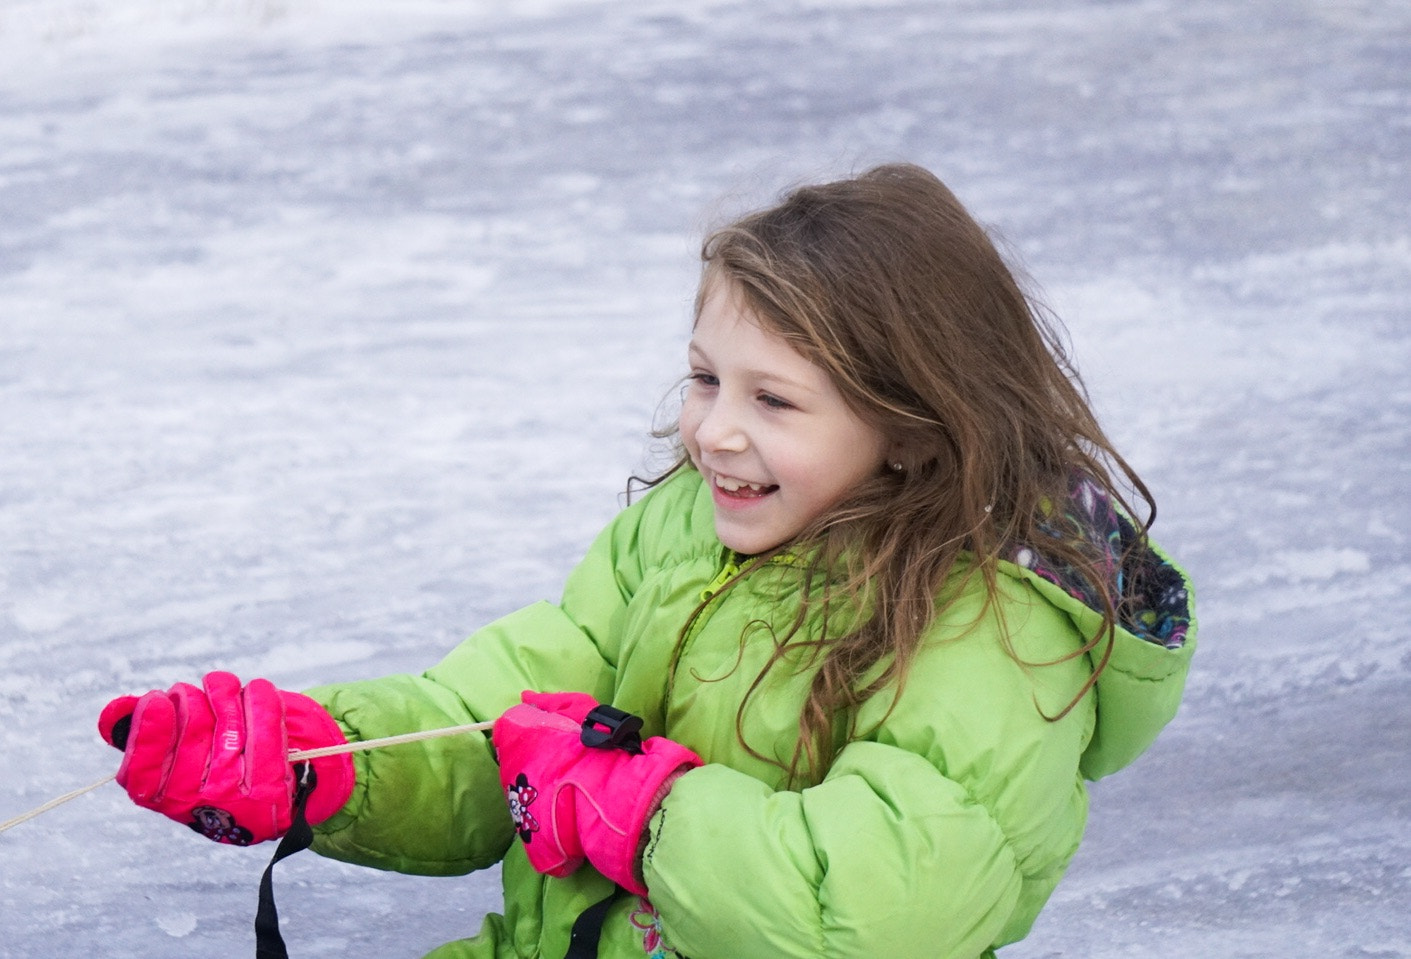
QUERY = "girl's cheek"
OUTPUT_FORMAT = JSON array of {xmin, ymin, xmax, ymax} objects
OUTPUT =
[{"xmin": 678, "ymin": 404, "xmax": 702, "ymax": 458}]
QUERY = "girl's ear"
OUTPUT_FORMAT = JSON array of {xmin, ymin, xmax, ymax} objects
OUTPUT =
[{"xmin": 886, "ymin": 429, "xmax": 950, "ymax": 474}]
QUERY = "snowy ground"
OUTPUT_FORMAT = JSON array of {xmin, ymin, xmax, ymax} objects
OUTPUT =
[{"xmin": 1, "ymin": 1, "xmax": 1407, "ymax": 956}]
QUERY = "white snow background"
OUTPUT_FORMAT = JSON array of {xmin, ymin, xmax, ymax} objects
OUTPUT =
[{"xmin": 1, "ymin": 0, "xmax": 1407, "ymax": 955}]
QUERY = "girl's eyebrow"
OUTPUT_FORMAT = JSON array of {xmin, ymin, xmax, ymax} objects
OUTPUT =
[{"xmin": 687, "ymin": 340, "xmax": 822, "ymax": 397}]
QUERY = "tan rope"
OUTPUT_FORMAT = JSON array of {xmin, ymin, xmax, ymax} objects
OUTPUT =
[
  {"xmin": 287, "ymin": 719, "xmax": 495, "ymax": 760},
  {"xmin": 0, "ymin": 718, "xmax": 497, "ymax": 835},
  {"xmin": 0, "ymin": 774, "xmax": 117, "ymax": 834}
]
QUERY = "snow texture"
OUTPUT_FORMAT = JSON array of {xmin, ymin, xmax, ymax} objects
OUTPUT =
[{"xmin": 1, "ymin": 0, "xmax": 1407, "ymax": 955}]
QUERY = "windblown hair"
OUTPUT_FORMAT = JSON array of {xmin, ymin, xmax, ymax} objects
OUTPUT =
[{"xmin": 643, "ymin": 163, "xmax": 1154, "ymax": 784}]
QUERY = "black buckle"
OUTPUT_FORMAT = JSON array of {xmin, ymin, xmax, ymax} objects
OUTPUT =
[{"xmin": 580, "ymin": 704, "xmax": 644, "ymax": 755}]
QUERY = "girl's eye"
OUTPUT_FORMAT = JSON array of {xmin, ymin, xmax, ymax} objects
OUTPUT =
[
  {"xmin": 759, "ymin": 393, "xmax": 793, "ymax": 411},
  {"xmin": 687, "ymin": 372, "xmax": 719, "ymax": 388}
]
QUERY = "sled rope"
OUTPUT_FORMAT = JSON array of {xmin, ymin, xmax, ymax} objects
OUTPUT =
[
  {"xmin": 0, "ymin": 774, "xmax": 118, "ymax": 833},
  {"xmin": 285, "ymin": 718, "xmax": 495, "ymax": 760},
  {"xmin": 0, "ymin": 719, "xmax": 496, "ymax": 835}
]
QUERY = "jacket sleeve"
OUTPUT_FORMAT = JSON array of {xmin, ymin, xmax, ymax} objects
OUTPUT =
[
  {"xmin": 641, "ymin": 578, "xmax": 1095, "ymax": 959},
  {"xmin": 305, "ymin": 493, "xmax": 655, "ymax": 876}
]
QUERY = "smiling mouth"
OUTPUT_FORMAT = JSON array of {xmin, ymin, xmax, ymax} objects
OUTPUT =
[{"xmin": 714, "ymin": 475, "xmax": 779, "ymax": 498}]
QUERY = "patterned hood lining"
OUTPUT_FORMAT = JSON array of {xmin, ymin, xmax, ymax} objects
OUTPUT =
[{"xmin": 1008, "ymin": 473, "xmax": 1191, "ymax": 650}]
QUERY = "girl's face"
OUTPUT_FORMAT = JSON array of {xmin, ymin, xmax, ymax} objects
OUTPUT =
[{"xmin": 680, "ymin": 282, "xmax": 890, "ymax": 556}]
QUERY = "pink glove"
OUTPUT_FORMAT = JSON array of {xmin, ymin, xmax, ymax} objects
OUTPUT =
[
  {"xmin": 492, "ymin": 691, "xmax": 701, "ymax": 896},
  {"xmin": 98, "ymin": 671, "xmax": 355, "ymax": 845}
]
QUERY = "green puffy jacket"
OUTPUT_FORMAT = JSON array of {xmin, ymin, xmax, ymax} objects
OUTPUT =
[{"xmin": 308, "ymin": 468, "xmax": 1195, "ymax": 959}]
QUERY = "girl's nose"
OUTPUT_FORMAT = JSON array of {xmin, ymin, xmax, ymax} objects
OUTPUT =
[{"xmin": 693, "ymin": 400, "xmax": 748, "ymax": 454}]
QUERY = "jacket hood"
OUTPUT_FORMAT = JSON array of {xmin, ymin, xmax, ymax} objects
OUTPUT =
[{"xmin": 1004, "ymin": 473, "xmax": 1197, "ymax": 780}]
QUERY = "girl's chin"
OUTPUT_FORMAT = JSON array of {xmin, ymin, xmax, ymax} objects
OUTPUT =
[{"xmin": 713, "ymin": 514, "xmax": 794, "ymax": 557}]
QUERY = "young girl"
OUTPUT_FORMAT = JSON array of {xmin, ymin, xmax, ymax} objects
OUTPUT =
[{"xmin": 99, "ymin": 163, "xmax": 1195, "ymax": 959}]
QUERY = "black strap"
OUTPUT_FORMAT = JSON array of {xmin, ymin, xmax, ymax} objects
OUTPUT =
[
  {"xmin": 254, "ymin": 763, "xmax": 318, "ymax": 959},
  {"xmin": 563, "ymin": 886, "xmax": 623, "ymax": 959}
]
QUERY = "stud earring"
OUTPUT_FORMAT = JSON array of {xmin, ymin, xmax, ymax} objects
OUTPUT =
[{"xmin": 890, "ymin": 461, "xmax": 904, "ymax": 472}]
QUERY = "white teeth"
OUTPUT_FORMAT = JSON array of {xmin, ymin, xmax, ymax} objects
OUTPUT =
[{"xmin": 715, "ymin": 475, "xmax": 766, "ymax": 492}]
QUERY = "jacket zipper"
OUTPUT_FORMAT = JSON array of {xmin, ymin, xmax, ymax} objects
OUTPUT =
[
  {"xmin": 664, "ymin": 551, "xmax": 744, "ymax": 707},
  {"xmin": 699, "ymin": 551, "xmax": 743, "ymax": 602}
]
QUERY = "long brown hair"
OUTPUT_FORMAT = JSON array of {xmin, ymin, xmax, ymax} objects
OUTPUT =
[{"xmin": 644, "ymin": 163, "xmax": 1154, "ymax": 784}]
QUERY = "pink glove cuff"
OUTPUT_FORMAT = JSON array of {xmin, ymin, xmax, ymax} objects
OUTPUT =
[
  {"xmin": 281, "ymin": 690, "xmax": 355, "ymax": 826},
  {"xmin": 575, "ymin": 735, "xmax": 700, "ymax": 895}
]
